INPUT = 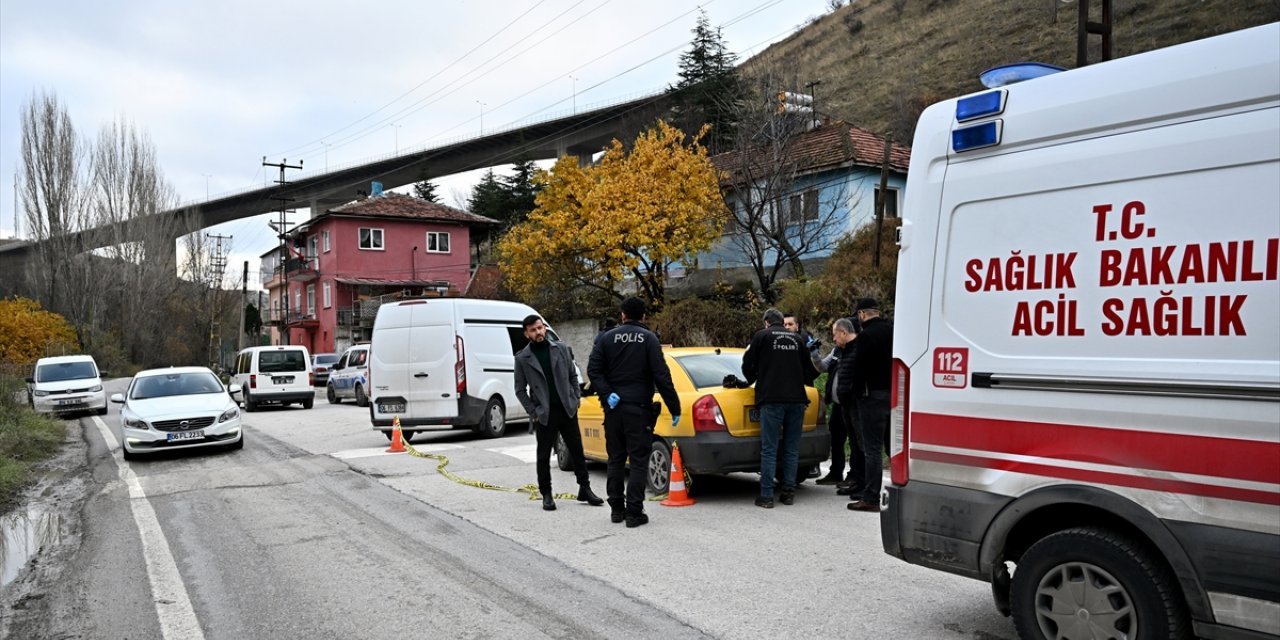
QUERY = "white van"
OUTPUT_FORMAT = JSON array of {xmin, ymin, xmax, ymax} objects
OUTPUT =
[
  {"xmin": 369, "ymin": 298, "xmax": 560, "ymax": 440},
  {"xmin": 883, "ymin": 24, "xmax": 1279, "ymax": 640},
  {"xmin": 231, "ymin": 345, "xmax": 315, "ymax": 411},
  {"xmin": 26, "ymin": 354, "xmax": 107, "ymax": 416}
]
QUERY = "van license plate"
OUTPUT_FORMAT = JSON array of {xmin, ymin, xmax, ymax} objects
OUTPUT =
[
  {"xmin": 379, "ymin": 403, "xmax": 405, "ymax": 414},
  {"xmin": 272, "ymin": 376, "xmax": 293, "ymax": 384},
  {"xmin": 748, "ymin": 408, "xmax": 760, "ymax": 423},
  {"xmin": 167, "ymin": 431, "xmax": 204, "ymax": 442}
]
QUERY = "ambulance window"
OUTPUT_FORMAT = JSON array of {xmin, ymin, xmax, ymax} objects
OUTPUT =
[{"xmin": 877, "ymin": 187, "xmax": 899, "ymax": 218}]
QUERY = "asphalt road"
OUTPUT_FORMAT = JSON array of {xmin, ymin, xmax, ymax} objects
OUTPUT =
[{"xmin": 4, "ymin": 379, "xmax": 1018, "ymax": 639}]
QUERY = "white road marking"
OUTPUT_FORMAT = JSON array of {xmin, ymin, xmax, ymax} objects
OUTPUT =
[
  {"xmin": 91, "ymin": 416, "xmax": 205, "ymax": 640},
  {"xmin": 485, "ymin": 443, "xmax": 539, "ymax": 463},
  {"xmin": 330, "ymin": 443, "xmax": 464, "ymax": 460}
]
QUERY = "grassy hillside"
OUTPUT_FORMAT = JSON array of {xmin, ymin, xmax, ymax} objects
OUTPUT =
[{"xmin": 742, "ymin": 0, "xmax": 1279, "ymax": 143}]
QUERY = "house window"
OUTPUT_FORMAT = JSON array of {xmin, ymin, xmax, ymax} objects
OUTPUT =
[
  {"xmin": 293, "ymin": 287, "xmax": 301, "ymax": 314},
  {"xmin": 308, "ymin": 235, "xmax": 318, "ymax": 259},
  {"xmin": 306, "ymin": 285, "xmax": 316, "ymax": 317},
  {"xmin": 877, "ymin": 187, "xmax": 900, "ymax": 218},
  {"xmin": 426, "ymin": 231, "xmax": 451, "ymax": 253},
  {"xmin": 323, "ymin": 230, "xmax": 331, "ymax": 252},
  {"xmin": 789, "ymin": 189, "xmax": 819, "ymax": 223},
  {"xmin": 358, "ymin": 228, "xmax": 384, "ymax": 250},
  {"xmin": 322, "ymin": 281, "xmax": 331, "ymax": 308}
]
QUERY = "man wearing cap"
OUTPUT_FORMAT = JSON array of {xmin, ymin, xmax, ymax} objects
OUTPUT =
[
  {"xmin": 587, "ymin": 297, "xmax": 682, "ymax": 528},
  {"xmin": 847, "ymin": 298, "xmax": 893, "ymax": 513},
  {"xmin": 742, "ymin": 308, "xmax": 820, "ymax": 508}
]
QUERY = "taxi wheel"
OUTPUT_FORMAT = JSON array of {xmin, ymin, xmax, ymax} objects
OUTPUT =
[
  {"xmin": 647, "ymin": 439, "xmax": 672, "ymax": 495},
  {"xmin": 327, "ymin": 385, "xmax": 340, "ymax": 404},
  {"xmin": 354, "ymin": 384, "xmax": 369, "ymax": 408},
  {"xmin": 555, "ymin": 434, "xmax": 572, "ymax": 471}
]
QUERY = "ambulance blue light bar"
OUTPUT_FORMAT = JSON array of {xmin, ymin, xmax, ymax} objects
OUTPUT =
[
  {"xmin": 979, "ymin": 62, "xmax": 1066, "ymax": 89},
  {"xmin": 952, "ymin": 120, "xmax": 1002, "ymax": 153},
  {"xmin": 955, "ymin": 90, "xmax": 1006, "ymax": 122}
]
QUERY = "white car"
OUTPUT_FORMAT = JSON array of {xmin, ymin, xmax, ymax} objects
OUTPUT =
[
  {"xmin": 326, "ymin": 344, "xmax": 370, "ymax": 406},
  {"xmin": 27, "ymin": 354, "xmax": 107, "ymax": 416},
  {"xmin": 111, "ymin": 367, "xmax": 244, "ymax": 460}
]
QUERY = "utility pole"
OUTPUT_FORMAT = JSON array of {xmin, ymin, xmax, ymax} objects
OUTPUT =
[
  {"xmin": 263, "ymin": 157, "xmax": 302, "ymax": 345},
  {"xmin": 1077, "ymin": 0, "xmax": 1113, "ymax": 67},
  {"xmin": 873, "ymin": 136, "xmax": 893, "ymax": 270},
  {"xmin": 804, "ymin": 80, "xmax": 822, "ymax": 130},
  {"xmin": 237, "ymin": 260, "xmax": 248, "ymax": 351},
  {"xmin": 207, "ymin": 232, "xmax": 233, "ymax": 369},
  {"xmin": 12, "ymin": 171, "xmax": 18, "ymax": 239}
]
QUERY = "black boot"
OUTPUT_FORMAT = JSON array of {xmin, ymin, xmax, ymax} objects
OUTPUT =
[
  {"xmin": 577, "ymin": 486, "xmax": 604, "ymax": 506},
  {"xmin": 542, "ymin": 493, "xmax": 556, "ymax": 511}
]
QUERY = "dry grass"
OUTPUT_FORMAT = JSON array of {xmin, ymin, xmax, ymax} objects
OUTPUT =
[{"xmin": 743, "ymin": 0, "xmax": 1279, "ymax": 141}]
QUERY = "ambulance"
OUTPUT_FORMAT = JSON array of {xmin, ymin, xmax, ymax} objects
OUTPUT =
[{"xmin": 883, "ymin": 23, "xmax": 1279, "ymax": 640}]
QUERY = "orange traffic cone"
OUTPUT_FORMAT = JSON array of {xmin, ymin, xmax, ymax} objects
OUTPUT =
[
  {"xmin": 385, "ymin": 415, "xmax": 407, "ymax": 453},
  {"xmin": 660, "ymin": 442, "xmax": 695, "ymax": 507}
]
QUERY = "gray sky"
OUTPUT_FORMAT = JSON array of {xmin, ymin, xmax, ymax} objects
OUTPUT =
[{"xmin": 0, "ymin": 0, "xmax": 832, "ymax": 282}]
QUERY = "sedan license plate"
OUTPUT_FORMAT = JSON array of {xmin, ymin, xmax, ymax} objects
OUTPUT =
[
  {"xmin": 379, "ymin": 402, "xmax": 406, "ymax": 414},
  {"xmin": 748, "ymin": 408, "xmax": 760, "ymax": 423},
  {"xmin": 272, "ymin": 376, "xmax": 294, "ymax": 384},
  {"xmin": 167, "ymin": 430, "xmax": 204, "ymax": 442}
]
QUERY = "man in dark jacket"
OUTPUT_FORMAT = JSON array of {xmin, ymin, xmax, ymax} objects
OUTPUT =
[
  {"xmin": 847, "ymin": 298, "xmax": 893, "ymax": 513},
  {"xmin": 742, "ymin": 308, "xmax": 820, "ymax": 508},
  {"xmin": 514, "ymin": 315, "xmax": 603, "ymax": 511},
  {"xmin": 818, "ymin": 316, "xmax": 862, "ymax": 489},
  {"xmin": 587, "ymin": 297, "xmax": 681, "ymax": 528}
]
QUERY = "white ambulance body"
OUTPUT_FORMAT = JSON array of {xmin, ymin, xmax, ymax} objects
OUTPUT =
[{"xmin": 884, "ymin": 24, "xmax": 1279, "ymax": 640}]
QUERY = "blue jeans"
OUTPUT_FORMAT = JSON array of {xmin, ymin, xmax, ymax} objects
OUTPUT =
[{"xmin": 759, "ymin": 403, "xmax": 806, "ymax": 498}]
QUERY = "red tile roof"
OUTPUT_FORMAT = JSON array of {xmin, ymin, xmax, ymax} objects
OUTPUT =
[
  {"xmin": 712, "ymin": 120, "xmax": 911, "ymax": 182},
  {"xmin": 326, "ymin": 193, "xmax": 499, "ymax": 225}
]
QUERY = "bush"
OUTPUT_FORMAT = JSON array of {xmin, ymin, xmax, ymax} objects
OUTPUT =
[
  {"xmin": 652, "ymin": 296, "xmax": 762, "ymax": 347},
  {"xmin": 774, "ymin": 218, "xmax": 900, "ymax": 332},
  {"xmin": 0, "ymin": 374, "xmax": 66, "ymax": 507},
  {"xmin": 0, "ymin": 297, "xmax": 78, "ymax": 367}
]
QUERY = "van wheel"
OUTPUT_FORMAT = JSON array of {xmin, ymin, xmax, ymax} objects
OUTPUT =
[
  {"xmin": 354, "ymin": 384, "xmax": 368, "ymax": 408},
  {"xmin": 302, "ymin": 397, "xmax": 314, "ymax": 409},
  {"xmin": 1011, "ymin": 527, "xmax": 1189, "ymax": 640},
  {"xmin": 327, "ymin": 385, "xmax": 340, "ymax": 404},
  {"xmin": 646, "ymin": 439, "xmax": 671, "ymax": 495},
  {"xmin": 243, "ymin": 390, "xmax": 256, "ymax": 412},
  {"xmin": 475, "ymin": 397, "xmax": 506, "ymax": 438},
  {"xmin": 555, "ymin": 434, "xmax": 572, "ymax": 471}
]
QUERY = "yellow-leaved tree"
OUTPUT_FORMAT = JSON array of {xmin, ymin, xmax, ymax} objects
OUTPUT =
[
  {"xmin": 0, "ymin": 297, "xmax": 79, "ymax": 367},
  {"xmin": 499, "ymin": 120, "xmax": 727, "ymax": 311}
]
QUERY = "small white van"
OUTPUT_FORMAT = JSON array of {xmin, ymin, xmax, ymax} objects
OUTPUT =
[
  {"xmin": 882, "ymin": 24, "xmax": 1279, "ymax": 640},
  {"xmin": 369, "ymin": 298, "xmax": 561, "ymax": 440},
  {"xmin": 231, "ymin": 345, "xmax": 315, "ymax": 411},
  {"xmin": 27, "ymin": 354, "xmax": 107, "ymax": 416}
]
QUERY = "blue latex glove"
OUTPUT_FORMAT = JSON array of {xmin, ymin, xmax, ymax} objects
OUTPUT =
[
  {"xmin": 606, "ymin": 392, "xmax": 620, "ymax": 410},
  {"xmin": 672, "ymin": 414, "xmax": 681, "ymax": 427}
]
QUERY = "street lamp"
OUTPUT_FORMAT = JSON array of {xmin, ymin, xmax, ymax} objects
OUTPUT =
[
  {"xmin": 476, "ymin": 100, "xmax": 487, "ymax": 135},
  {"xmin": 321, "ymin": 141, "xmax": 331, "ymax": 172},
  {"xmin": 569, "ymin": 75, "xmax": 578, "ymax": 114},
  {"xmin": 389, "ymin": 123, "xmax": 403, "ymax": 154},
  {"xmin": 201, "ymin": 173, "xmax": 212, "ymax": 201}
]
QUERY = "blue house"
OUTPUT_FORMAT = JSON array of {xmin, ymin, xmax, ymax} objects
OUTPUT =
[{"xmin": 675, "ymin": 121, "xmax": 910, "ymax": 294}]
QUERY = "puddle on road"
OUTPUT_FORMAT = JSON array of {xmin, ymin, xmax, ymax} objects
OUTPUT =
[{"xmin": 1, "ymin": 504, "xmax": 61, "ymax": 588}]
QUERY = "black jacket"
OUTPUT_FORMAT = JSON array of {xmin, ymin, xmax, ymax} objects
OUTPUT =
[
  {"xmin": 851, "ymin": 316, "xmax": 893, "ymax": 393},
  {"xmin": 833, "ymin": 340, "xmax": 861, "ymax": 403},
  {"xmin": 586, "ymin": 320, "xmax": 681, "ymax": 415},
  {"xmin": 741, "ymin": 322, "xmax": 819, "ymax": 405}
]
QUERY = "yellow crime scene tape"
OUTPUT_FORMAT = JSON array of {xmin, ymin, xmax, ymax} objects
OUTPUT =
[{"xmin": 400, "ymin": 441, "xmax": 689, "ymax": 502}]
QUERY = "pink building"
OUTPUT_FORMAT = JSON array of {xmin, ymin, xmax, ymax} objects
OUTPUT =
[{"xmin": 260, "ymin": 194, "xmax": 497, "ymax": 354}]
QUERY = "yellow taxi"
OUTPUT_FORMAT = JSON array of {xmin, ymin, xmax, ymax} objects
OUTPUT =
[{"xmin": 558, "ymin": 346, "xmax": 830, "ymax": 494}]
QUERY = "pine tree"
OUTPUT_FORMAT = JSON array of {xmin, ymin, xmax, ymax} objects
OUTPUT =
[
  {"xmin": 413, "ymin": 179, "xmax": 440, "ymax": 203},
  {"xmin": 500, "ymin": 160, "xmax": 541, "ymax": 227},
  {"xmin": 671, "ymin": 10, "xmax": 746, "ymax": 154},
  {"xmin": 467, "ymin": 169, "xmax": 509, "ymax": 222}
]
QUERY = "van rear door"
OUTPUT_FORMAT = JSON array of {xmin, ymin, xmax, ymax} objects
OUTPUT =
[{"xmin": 404, "ymin": 304, "xmax": 459, "ymax": 421}]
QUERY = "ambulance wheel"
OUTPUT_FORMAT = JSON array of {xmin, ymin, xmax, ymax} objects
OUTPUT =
[
  {"xmin": 354, "ymin": 384, "xmax": 368, "ymax": 408},
  {"xmin": 555, "ymin": 434, "xmax": 571, "ymax": 471},
  {"xmin": 475, "ymin": 397, "xmax": 505, "ymax": 438},
  {"xmin": 1011, "ymin": 527, "xmax": 1189, "ymax": 640},
  {"xmin": 327, "ymin": 385, "xmax": 340, "ymax": 404},
  {"xmin": 646, "ymin": 439, "xmax": 671, "ymax": 495}
]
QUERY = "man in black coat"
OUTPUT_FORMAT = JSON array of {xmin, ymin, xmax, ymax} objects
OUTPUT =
[
  {"xmin": 847, "ymin": 298, "xmax": 894, "ymax": 513},
  {"xmin": 514, "ymin": 315, "xmax": 603, "ymax": 511},
  {"xmin": 587, "ymin": 297, "xmax": 681, "ymax": 528},
  {"xmin": 742, "ymin": 308, "xmax": 820, "ymax": 508}
]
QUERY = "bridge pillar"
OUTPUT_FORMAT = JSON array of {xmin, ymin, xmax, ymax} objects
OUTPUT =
[{"xmin": 147, "ymin": 236, "xmax": 178, "ymax": 278}]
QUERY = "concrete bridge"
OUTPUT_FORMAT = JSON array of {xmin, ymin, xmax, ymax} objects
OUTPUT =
[{"xmin": 0, "ymin": 90, "xmax": 674, "ymax": 283}]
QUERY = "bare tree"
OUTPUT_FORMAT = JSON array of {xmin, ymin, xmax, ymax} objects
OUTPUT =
[
  {"xmin": 19, "ymin": 91, "xmax": 90, "ymax": 315},
  {"xmin": 716, "ymin": 72, "xmax": 863, "ymax": 302}
]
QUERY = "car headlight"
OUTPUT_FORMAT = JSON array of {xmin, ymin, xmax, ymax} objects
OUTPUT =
[
  {"xmin": 33, "ymin": 390, "xmax": 49, "ymax": 397},
  {"xmin": 123, "ymin": 417, "xmax": 149, "ymax": 430},
  {"xmin": 89, "ymin": 385, "xmax": 103, "ymax": 392},
  {"xmin": 218, "ymin": 406, "xmax": 240, "ymax": 423}
]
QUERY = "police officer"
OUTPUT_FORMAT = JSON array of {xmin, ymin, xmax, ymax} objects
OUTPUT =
[{"xmin": 586, "ymin": 297, "xmax": 681, "ymax": 528}]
